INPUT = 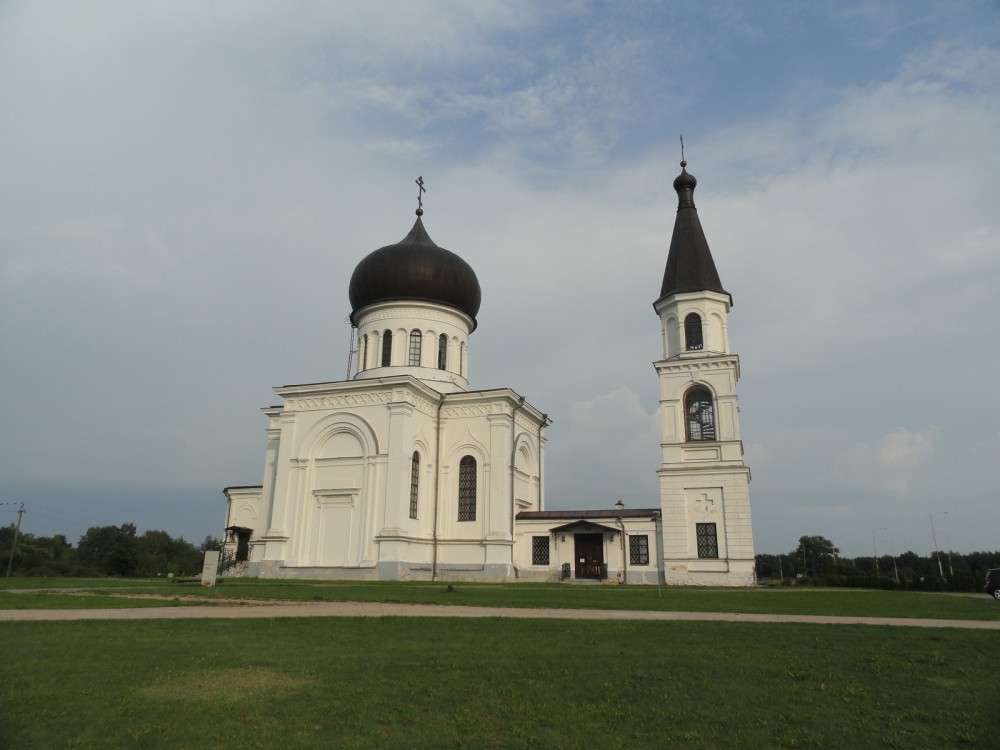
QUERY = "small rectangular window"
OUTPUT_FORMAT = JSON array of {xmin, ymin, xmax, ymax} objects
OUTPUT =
[
  {"xmin": 531, "ymin": 536, "xmax": 550, "ymax": 565},
  {"xmin": 696, "ymin": 523, "xmax": 719, "ymax": 559},
  {"xmin": 629, "ymin": 535, "xmax": 649, "ymax": 565}
]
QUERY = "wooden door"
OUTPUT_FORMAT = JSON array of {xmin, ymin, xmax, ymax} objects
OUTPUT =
[{"xmin": 574, "ymin": 533, "xmax": 605, "ymax": 579}]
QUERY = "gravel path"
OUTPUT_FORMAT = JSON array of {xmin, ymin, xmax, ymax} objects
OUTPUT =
[{"xmin": 2, "ymin": 601, "xmax": 998, "ymax": 629}]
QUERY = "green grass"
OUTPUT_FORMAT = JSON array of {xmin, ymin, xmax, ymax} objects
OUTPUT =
[
  {"xmin": 0, "ymin": 617, "xmax": 995, "ymax": 749},
  {"xmin": 3, "ymin": 578, "xmax": 999, "ymax": 620},
  {"xmin": 0, "ymin": 590, "xmax": 198, "ymax": 609}
]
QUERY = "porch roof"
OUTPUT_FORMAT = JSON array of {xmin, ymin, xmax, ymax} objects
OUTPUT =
[
  {"xmin": 516, "ymin": 508, "xmax": 658, "ymax": 520},
  {"xmin": 547, "ymin": 520, "xmax": 620, "ymax": 534}
]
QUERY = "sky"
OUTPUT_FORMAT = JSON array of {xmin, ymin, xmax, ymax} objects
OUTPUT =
[{"xmin": 1, "ymin": 1, "xmax": 998, "ymax": 559}]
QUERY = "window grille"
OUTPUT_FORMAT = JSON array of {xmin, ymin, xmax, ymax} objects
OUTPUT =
[
  {"xmin": 381, "ymin": 330, "xmax": 393, "ymax": 367},
  {"xmin": 409, "ymin": 452, "xmax": 420, "ymax": 519},
  {"xmin": 408, "ymin": 330, "xmax": 422, "ymax": 367},
  {"xmin": 438, "ymin": 334, "xmax": 448, "ymax": 370},
  {"xmin": 696, "ymin": 523, "xmax": 719, "ymax": 559},
  {"xmin": 684, "ymin": 313, "xmax": 704, "ymax": 350},
  {"xmin": 629, "ymin": 535, "xmax": 649, "ymax": 565},
  {"xmin": 685, "ymin": 387, "xmax": 716, "ymax": 441},
  {"xmin": 458, "ymin": 456, "xmax": 476, "ymax": 521},
  {"xmin": 532, "ymin": 536, "xmax": 550, "ymax": 565}
]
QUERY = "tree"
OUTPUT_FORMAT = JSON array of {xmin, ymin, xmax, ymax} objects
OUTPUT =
[
  {"xmin": 792, "ymin": 535, "xmax": 840, "ymax": 578},
  {"xmin": 77, "ymin": 524, "xmax": 139, "ymax": 577},
  {"xmin": 200, "ymin": 535, "xmax": 222, "ymax": 552}
]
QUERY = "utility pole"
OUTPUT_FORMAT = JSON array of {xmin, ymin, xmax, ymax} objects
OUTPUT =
[
  {"xmin": 944, "ymin": 530, "xmax": 955, "ymax": 578},
  {"xmin": 930, "ymin": 512, "xmax": 947, "ymax": 580},
  {"xmin": 872, "ymin": 528, "xmax": 885, "ymax": 579},
  {"xmin": 4, "ymin": 502, "xmax": 25, "ymax": 578}
]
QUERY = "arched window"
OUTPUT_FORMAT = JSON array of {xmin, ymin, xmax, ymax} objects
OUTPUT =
[
  {"xmin": 437, "ymin": 333, "xmax": 448, "ymax": 371},
  {"xmin": 408, "ymin": 330, "xmax": 422, "ymax": 367},
  {"xmin": 459, "ymin": 341, "xmax": 466, "ymax": 377},
  {"xmin": 685, "ymin": 387, "xmax": 716, "ymax": 441},
  {"xmin": 381, "ymin": 330, "xmax": 393, "ymax": 367},
  {"xmin": 458, "ymin": 455, "xmax": 476, "ymax": 521},
  {"xmin": 685, "ymin": 313, "xmax": 704, "ymax": 351},
  {"xmin": 360, "ymin": 335, "xmax": 368, "ymax": 372},
  {"xmin": 409, "ymin": 451, "xmax": 420, "ymax": 519}
]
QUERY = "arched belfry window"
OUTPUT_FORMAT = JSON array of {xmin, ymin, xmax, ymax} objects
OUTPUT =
[
  {"xmin": 459, "ymin": 341, "xmax": 466, "ymax": 377},
  {"xmin": 408, "ymin": 330, "xmax": 422, "ymax": 367},
  {"xmin": 409, "ymin": 451, "xmax": 420, "ymax": 519},
  {"xmin": 438, "ymin": 334, "xmax": 448, "ymax": 371},
  {"xmin": 458, "ymin": 455, "xmax": 476, "ymax": 521},
  {"xmin": 685, "ymin": 387, "xmax": 716, "ymax": 441},
  {"xmin": 360, "ymin": 335, "xmax": 368, "ymax": 372},
  {"xmin": 381, "ymin": 330, "xmax": 393, "ymax": 367},
  {"xmin": 685, "ymin": 313, "xmax": 704, "ymax": 351}
]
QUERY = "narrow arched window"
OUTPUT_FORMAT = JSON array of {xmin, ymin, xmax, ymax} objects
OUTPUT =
[
  {"xmin": 408, "ymin": 330, "xmax": 422, "ymax": 367},
  {"xmin": 685, "ymin": 313, "xmax": 703, "ymax": 351},
  {"xmin": 438, "ymin": 333, "xmax": 448, "ymax": 370},
  {"xmin": 459, "ymin": 341, "xmax": 466, "ymax": 377},
  {"xmin": 409, "ymin": 451, "xmax": 420, "ymax": 519},
  {"xmin": 458, "ymin": 455, "xmax": 476, "ymax": 521},
  {"xmin": 685, "ymin": 387, "xmax": 716, "ymax": 441},
  {"xmin": 360, "ymin": 335, "xmax": 368, "ymax": 371},
  {"xmin": 381, "ymin": 330, "xmax": 393, "ymax": 367}
]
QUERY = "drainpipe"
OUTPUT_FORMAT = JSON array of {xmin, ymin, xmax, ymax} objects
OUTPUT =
[
  {"xmin": 652, "ymin": 510, "xmax": 662, "ymax": 585},
  {"xmin": 431, "ymin": 395, "xmax": 444, "ymax": 581},
  {"xmin": 537, "ymin": 413, "xmax": 547, "ymax": 509},
  {"xmin": 617, "ymin": 515, "xmax": 627, "ymax": 584}
]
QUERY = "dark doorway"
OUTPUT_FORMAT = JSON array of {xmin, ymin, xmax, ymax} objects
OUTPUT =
[
  {"xmin": 235, "ymin": 530, "xmax": 251, "ymax": 562},
  {"xmin": 574, "ymin": 533, "xmax": 606, "ymax": 579}
]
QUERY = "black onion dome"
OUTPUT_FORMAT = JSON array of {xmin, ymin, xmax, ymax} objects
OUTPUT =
[
  {"xmin": 657, "ymin": 161, "xmax": 730, "ymax": 304},
  {"xmin": 349, "ymin": 216, "xmax": 482, "ymax": 329}
]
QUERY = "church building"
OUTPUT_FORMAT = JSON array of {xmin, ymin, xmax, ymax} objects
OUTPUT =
[{"xmin": 222, "ymin": 162, "xmax": 755, "ymax": 585}]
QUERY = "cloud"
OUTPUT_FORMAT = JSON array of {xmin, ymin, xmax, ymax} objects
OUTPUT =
[
  {"xmin": 835, "ymin": 427, "xmax": 937, "ymax": 497},
  {"xmin": 546, "ymin": 388, "xmax": 661, "ymax": 507}
]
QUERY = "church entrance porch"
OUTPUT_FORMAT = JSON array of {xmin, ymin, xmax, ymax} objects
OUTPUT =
[{"xmin": 574, "ymin": 533, "xmax": 606, "ymax": 580}]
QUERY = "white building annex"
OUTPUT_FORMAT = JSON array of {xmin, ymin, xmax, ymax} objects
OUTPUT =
[{"xmin": 222, "ymin": 163, "xmax": 755, "ymax": 585}]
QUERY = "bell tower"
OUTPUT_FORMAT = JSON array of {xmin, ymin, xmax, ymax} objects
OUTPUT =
[{"xmin": 652, "ymin": 158, "xmax": 755, "ymax": 586}]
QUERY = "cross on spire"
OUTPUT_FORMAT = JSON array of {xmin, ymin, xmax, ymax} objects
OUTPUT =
[{"xmin": 415, "ymin": 176, "xmax": 426, "ymax": 216}]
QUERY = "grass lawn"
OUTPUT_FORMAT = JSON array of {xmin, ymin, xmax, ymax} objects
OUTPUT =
[
  {"xmin": 3, "ymin": 578, "xmax": 999, "ymax": 621},
  {"xmin": 0, "ymin": 616, "xmax": 994, "ymax": 749}
]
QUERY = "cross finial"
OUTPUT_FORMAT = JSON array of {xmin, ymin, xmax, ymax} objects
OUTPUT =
[
  {"xmin": 415, "ymin": 176, "xmax": 426, "ymax": 216},
  {"xmin": 680, "ymin": 134, "xmax": 686, "ymax": 168}
]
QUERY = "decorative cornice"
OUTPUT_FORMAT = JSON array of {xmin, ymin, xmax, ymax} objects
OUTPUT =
[
  {"xmin": 287, "ymin": 391, "xmax": 393, "ymax": 411},
  {"xmin": 355, "ymin": 301, "xmax": 472, "ymax": 329},
  {"xmin": 654, "ymin": 355, "xmax": 739, "ymax": 374},
  {"xmin": 444, "ymin": 403, "xmax": 495, "ymax": 419}
]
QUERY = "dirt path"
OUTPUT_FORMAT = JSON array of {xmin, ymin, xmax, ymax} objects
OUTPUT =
[{"xmin": 1, "ymin": 601, "xmax": 998, "ymax": 629}]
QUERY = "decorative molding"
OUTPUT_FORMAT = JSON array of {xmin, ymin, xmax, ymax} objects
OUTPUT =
[
  {"xmin": 288, "ymin": 391, "xmax": 393, "ymax": 411},
  {"xmin": 357, "ymin": 304, "xmax": 469, "ymax": 327},
  {"xmin": 514, "ymin": 411, "xmax": 541, "ymax": 430},
  {"xmin": 443, "ymin": 404, "xmax": 494, "ymax": 418},
  {"xmin": 313, "ymin": 489, "xmax": 357, "ymax": 506},
  {"xmin": 655, "ymin": 356, "xmax": 738, "ymax": 375}
]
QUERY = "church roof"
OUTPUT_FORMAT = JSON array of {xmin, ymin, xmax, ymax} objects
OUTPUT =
[
  {"xmin": 656, "ymin": 161, "xmax": 730, "ymax": 305},
  {"xmin": 348, "ymin": 213, "xmax": 482, "ymax": 328}
]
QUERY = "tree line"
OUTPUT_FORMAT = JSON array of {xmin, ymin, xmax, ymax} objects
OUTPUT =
[
  {"xmin": 2, "ymin": 523, "xmax": 221, "ymax": 578},
  {"xmin": 756, "ymin": 535, "xmax": 1000, "ymax": 593}
]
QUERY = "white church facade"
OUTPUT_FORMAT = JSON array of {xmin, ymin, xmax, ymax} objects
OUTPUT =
[{"xmin": 222, "ymin": 163, "xmax": 755, "ymax": 585}]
